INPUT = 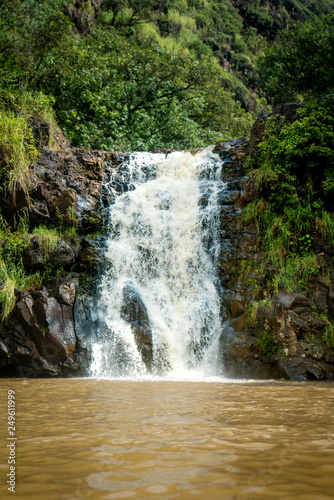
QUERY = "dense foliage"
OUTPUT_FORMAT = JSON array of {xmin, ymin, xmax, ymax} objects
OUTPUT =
[
  {"xmin": 259, "ymin": 12, "xmax": 334, "ymax": 103},
  {"xmin": 1, "ymin": 0, "xmax": 333, "ymax": 151},
  {"xmin": 42, "ymin": 26, "xmax": 252, "ymax": 150},
  {"xmin": 244, "ymin": 97, "xmax": 334, "ymax": 294},
  {"xmin": 0, "ymin": 0, "xmax": 254, "ymax": 152}
]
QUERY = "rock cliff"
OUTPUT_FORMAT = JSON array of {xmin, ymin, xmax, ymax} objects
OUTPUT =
[
  {"xmin": 0, "ymin": 124, "xmax": 111, "ymax": 376},
  {"xmin": 214, "ymin": 125, "xmax": 334, "ymax": 381},
  {"xmin": 1, "ymin": 118, "xmax": 334, "ymax": 380}
]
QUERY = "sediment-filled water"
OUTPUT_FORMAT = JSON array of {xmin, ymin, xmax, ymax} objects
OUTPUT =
[
  {"xmin": 1, "ymin": 379, "xmax": 334, "ymax": 500},
  {"xmin": 91, "ymin": 148, "xmax": 225, "ymax": 378}
]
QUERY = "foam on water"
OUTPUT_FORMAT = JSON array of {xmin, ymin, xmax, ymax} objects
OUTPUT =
[{"xmin": 90, "ymin": 147, "xmax": 226, "ymax": 380}]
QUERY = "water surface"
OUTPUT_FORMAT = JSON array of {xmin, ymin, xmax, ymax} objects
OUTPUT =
[{"xmin": 1, "ymin": 379, "xmax": 334, "ymax": 499}]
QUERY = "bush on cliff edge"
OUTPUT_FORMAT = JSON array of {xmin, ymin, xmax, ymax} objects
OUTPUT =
[{"xmin": 244, "ymin": 96, "xmax": 334, "ymax": 294}]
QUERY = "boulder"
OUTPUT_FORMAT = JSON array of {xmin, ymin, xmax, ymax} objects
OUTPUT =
[
  {"xmin": 74, "ymin": 295, "xmax": 98, "ymax": 346},
  {"xmin": 14, "ymin": 293, "xmax": 45, "ymax": 344},
  {"xmin": 53, "ymin": 239, "xmax": 80, "ymax": 269},
  {"xmin": 23, "ymin": 235, "xmax": 48, "ymax": 268},
  {"xmin": 121, "ymin": 284, "xmax": 153, "ymax": 370},
  {"xmin": 221, "ymin": 324, "xmax": 286, "ymax": 380},
  {"xmin": 53, "ymin": 282, "xmax": 76, "ymax": 307},
  {"xmin": 79, "ymin": 235, "xmax": 105, "ymax": 272},
  {"xmin": 274, "ymin": 293, "xmax": 311, "ymax": 314},
  {"xmin": 55, "ymin": 188, "xmax": 77, "ymax": 213},
  {"xmin": 0, "ymin": 184, "xmax": 29, "ymax": 218},
  {"xmin": 277, "ymin": 357, "xmax": 332, "ymax": 381},
  {"xmin": 313, "ymin": 281, "xmax": 329, "ymax": 312},
  {"xmin": 29, "ymin": 199, "xmax": 50, "ymax": 225},
  {"xmin": 33, "ymin": 295, "xmax": 76, "ymax": 361}
]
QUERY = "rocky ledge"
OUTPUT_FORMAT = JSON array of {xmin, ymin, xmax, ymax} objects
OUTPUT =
[
  {"xmin": 0, "ymin": 125, "xmax": 114, "ymax": 376},
  {"xmin": 214, "ymin": 132, "xmax": 334, "ymax": 381}
]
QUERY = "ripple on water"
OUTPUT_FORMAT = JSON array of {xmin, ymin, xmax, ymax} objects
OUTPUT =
[{"xmin": 0, "ymin": 379, "xmax": 333, "ymax": 500}]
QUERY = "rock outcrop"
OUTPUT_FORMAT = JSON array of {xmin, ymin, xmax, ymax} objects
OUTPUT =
[
  {"xmin": 214, "ymin": 133, "xmax": 334, "ymax": 381},
  {"xmin": 121, "ymin": 284, "xmax": 153, "ymax": 371},
  {"xmin": 0, "ymin": 125, "xmax": 113, "ymax": 377},
  {"xmin": 1, "ymin": 283, "xmax": 83, "ymax": 377}
]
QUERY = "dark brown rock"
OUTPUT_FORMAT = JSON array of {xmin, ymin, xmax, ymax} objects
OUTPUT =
[
  {"xmin": 230, "ymin": 299, "xmax": 245, "ymax": 317},
  {"xmin": 121, "ymin": 284, "xmax": 153, "ymax": 370},
  {"xmin": 55, "ymin": 188, "xmax": 76, "ymax": 213},
  {"xmin": 52, "ymin": 239, "xmax": 80, "ymax": 269},
  {"xmin": 23, "ymin": 235, "xmax": 48, "ymax": 268},
  {"xmin": 313, "ymin": 282, "xmax": 329, "ymax": 312},
  {"xmin": 218, "ymin": 190, "xmax": 241, "ymax": 205},
  {"xmin": 29, "ymin": 199, "xmax": 50, "ymax": 225},
  {"xmin": 53, "ymin": 283, "xmax": 76, "ymax": 307},
  {"xmin": 14, "ymin": 294, "xmax": 45, "ymax": 343},
  {"xmin": 31, "ymin": 119, "xmax": 70, "ymax": 150},
  {"xmin": 221, "ymin": 325, "xmax": 287, "ymax": 380},
  {"xmin": 247, "ymin": 115, "xmax": 267, "ymax": 156},
  {"xmin": 328, "ymin": 289, "xmax": 334, "ymax": 320},
  {"xmin": 79, "ymin": 236, "xmax": 104, "ymax": 271},
  {"xmin": 33, "ymin": 295, "xmax": 76, "ymax": 361},
  {"xmin": 274, "ymin": 293, "xmax": 311, "ymax": 314},
  {"xmin": 0, "ymin": 184, "xmax": 29, "ymax": 217},
  {"xmin": 277, "ymin": 357, "xmax": 332, "ymax": 381}
]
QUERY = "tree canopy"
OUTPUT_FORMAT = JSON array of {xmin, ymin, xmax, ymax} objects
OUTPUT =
[
  {"xmin": 0, "ymin": 0, "xmax": 333, "ymax": 150},
  {"xmin": 258, "ymin": 13, "xmax": 334, "ymax": 103}
]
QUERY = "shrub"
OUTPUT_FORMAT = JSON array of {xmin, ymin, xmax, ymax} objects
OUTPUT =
[
  {"xmin": 0, "ymin": 110, "xmax": 37, "ymax": 194},
  {"xmin": 0, "ymin": 214, "xmax": 41, "ymax": 323},
  {"xmin": 257, "ymin": 331, "xmax": 278, "ymax": 356},
  {"xmin": 32, "ymin": 225, "xmax": 60, "ymax": 255},
  {"xmin": 243, "ymin": 97, "xmax": 334, "ymax": 294}
]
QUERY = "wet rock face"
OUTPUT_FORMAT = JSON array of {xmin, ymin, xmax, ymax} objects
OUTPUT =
[
  {"xmin": 0, "ymin": 127, "xmax": 118, "ymax": 377},
  {"xmin": 121, "ymin": 284, "xmax": 153, "ymax": 371},
  {"xmin": 0, "ymin": 284, "xmax": 79, "ymax": 377},
  {"xmin": 23, "ymin": 236, "xmax": 81, "ymax": 271},
  {"xmin": 0, "ymin": 185, "xmax": 29, "ymax": 218},
  {"xmin": 28, "ymin": 149, "xmax": 105, "ymax": 231},
  {"xmin": 222, "ymin": 291, "xmax": 334, "ymax": 381}
]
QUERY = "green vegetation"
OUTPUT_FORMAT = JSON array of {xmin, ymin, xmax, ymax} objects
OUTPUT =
[
  {"xmin": 0, "ymin": 214, "xmax": 42, "ymax": 324},
  {"xmin": 0, "ymin": 0, "xmax": 253, "ymax": 152},
  {"xmin": 257, "ymin": 331, "xmax": 278, "ymax": 356},
  {"xmin": 0, "ymin": 0, "xmax": 333, "ymax": 151},
  {"xmin": 0, "ymin": 110, "xmax": 38, "ymax": 194},
  {"xmin": 32, "ymin": 226, "xmax": 61, "ymax": 256},
  {"xmin": 45, "ymin": 26, "xmax": 252, "ymax": 150},
  {"xmin": 244, "ymin": 97, "xmax": 334, "ymax": 293},
  {"xmin": 259, "ymin": 12, "xmax": 334, "ymax": 103},
  {"xmin": 323, "ymin": 322, "xmax": 334, "ymax": 347},
  {"xmin": 0, "ymin": 217, "xmax": 79, "ymax": 323},
  {"xmin": 246, "ymin": 299, "xmax": 271, "ymax": 324}
]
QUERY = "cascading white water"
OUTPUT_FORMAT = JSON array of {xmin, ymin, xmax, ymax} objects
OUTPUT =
[{"xmin": 90, "ymin": 147, "xmax": 226, "ymax": 379}]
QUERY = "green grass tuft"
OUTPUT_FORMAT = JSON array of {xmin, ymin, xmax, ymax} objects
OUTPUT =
[{"xmin": 0, "ymin": 110, "xmax": 38, "ymax": 194}]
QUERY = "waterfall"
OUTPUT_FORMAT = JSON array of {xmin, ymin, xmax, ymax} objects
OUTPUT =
[{"xmin": 90, "ymin": 147, "xmax": 225, "ymax": 379}]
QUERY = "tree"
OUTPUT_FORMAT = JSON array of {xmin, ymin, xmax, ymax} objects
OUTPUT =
[
  {"xmin": 258, "ymin": 13, "xmax": 334, "ymax": 104},
  {"xmin": 40, "ymin": 26, "xmax": 251, "ymax": 150},
  {"xmin": 0, "ymin": 0, "xmax": 72, "ymax": 91}
]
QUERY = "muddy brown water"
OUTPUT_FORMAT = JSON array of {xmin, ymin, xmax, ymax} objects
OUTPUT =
[{"xmin": 1, "ymin": 378, "xmax": 334, "ymax": 499}]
